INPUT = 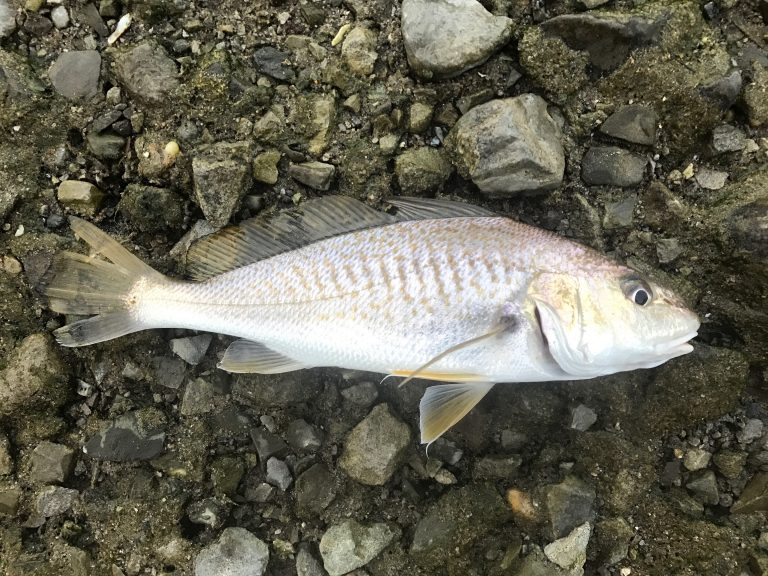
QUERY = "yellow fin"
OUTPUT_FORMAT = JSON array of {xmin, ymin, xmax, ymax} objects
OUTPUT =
[
  {"xmin": 389, "ymin": 370, "xmax": 486, "ymax": 383},
  {"xmin": 218, "ymin": 340, "xmax": 310, "ymax": 374},
  {"xmin": 419, "ymin": 383, "xmax": 495, "ymax": 444}
]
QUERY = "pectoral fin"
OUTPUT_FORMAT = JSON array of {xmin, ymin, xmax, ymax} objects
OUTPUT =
[
  {"xmin": 219, "ymin": 340, "xmax": 310, "ymax": 374},
  {"xmin": 419, "ymin": 382, "xmax": 495, "ymax": 444}
]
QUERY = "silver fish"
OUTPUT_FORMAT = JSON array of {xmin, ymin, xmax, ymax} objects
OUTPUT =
[{"xmin": 43, "ymin": 196, "xmax": 700, "ymax": 443}]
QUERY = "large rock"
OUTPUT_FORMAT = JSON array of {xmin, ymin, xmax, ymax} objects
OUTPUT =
[
  {"xmin": 83, "ymin": 410, "xmax": 166, "ymax": 461},
  {"xmin": 48, "ymin": 51, "xmax": 101, "ymax": 100},
  {"xmin": 319, "ymin": 519, "xmax": 400, "ymax": 576},
  {"xmin": 30, "ymin": 442, "xmax": 75, "ymax": 484},
  {"xmin": 446, "ymin": 95, "xmax": 564, "ymax": 196},
  {"xmin": 194, "ymin": 527, "xmax": 269, "ymax": 576},
  {"xmin": 543, "ymin": 476, "xmax": 596, "ymax": 540},
  {"xmin": 0, "ymin": 0, "xmax": 15, "ymax": 38},
  {"xmin": 0, "ymin": 334, "xmax": 69, "ymax": 417},
  {"xmin": 339, "ymin": 404, "xmax": 411, "ymax": 486},
  {"xmin": 401, "ymin": 0, "xmax": 513, "ymax": 79},
  {"xmin": 581, "ymin": 146, "xmax": 646, "ymax": 187},
  {"xmin": 543, "ymin": 522, "xmax": 592, "ymax": 576},
  {"xmin": 115, "ymin": 41, "xmax": 180, "ymax": 104},
  {"xmin": 192, "ymin": 141, "xmax": 254, "ymax": 229},
  {"xmin": 341, "ymin": 26, "xmax": 378, "ymax": 76}
]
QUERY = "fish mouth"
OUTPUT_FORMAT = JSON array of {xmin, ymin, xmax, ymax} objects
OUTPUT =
[{"xmin": 654, "ymin": 330, "xmax": 698, "ymax": 357}]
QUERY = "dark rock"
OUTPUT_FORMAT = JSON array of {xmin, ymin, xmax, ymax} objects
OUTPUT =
[
  {"xmin": 745, "ymin": 63, "xmax": 768, "ymax": 127},
  {"xmin": 253, "ymin": 46, "xmax": 295, "ymax": 82},
  {"xmin": 340, "ymin": 381, "xmax": 378, "ymax": 406},
  {"xmin": 115, "ymin": 41, "xmax": 180, "ymax": 104},
  {"xmin": 543, "ymin": 476, "xmax": 596, "ymax": 539},
  {"xmin": 594, "ymin": 517, "xmax": 632, "ymax": 567},
  {"xmin": 0, "ymin": 487, "xmax": 21, "ymax": 515},
  {"xmin": 180, "ymin": 378, "xmax": 215, "ymax": 416},
  {"xmin": 725, "ymin": 195, "xmax": 768, "ymax": 263},
  {"xmin": 90, "ymin": 110, "xmax": 123, "ymax": 133},
  {"xmin": 170, "ymin": 334, "xmax": 212, "ymax": 365},
  {"xmin": 320, "ymin": 519, "xmax": 401, "ymax": 576},
  {"xmin": 712, "ymin": 451, "xmax": 747, "ymax": 479},
  {"xmin": 473, "ymin": 455, "xmax": 522, "ymax": 480},
  {"xmin": 266, "ymin": 457, "xmax": 292, "ymax": 491},
  {"xmin": 187, "ymin": 497, "xmax": 231, "ymax": 529},
  {"xmin": 118, "ymin": 185, "xmax": 184, "ymax": 232},
  {"xmin": 732, "ymin": 473, "xmax": 768, "ymax": 514},
  {"xmin": 245, "ymin": 482, "xmax": 275, "ymax": 503},
  {"xmin": 83, "ymin": 410, "xmax": 165, "ymax": 461},
  {"xmin": 151, "ymin": 356, "xmax": 186, "ymax": 389},
  {"xmin": 541, "ymin": 13, "xmax": 663, "ymax": 72},
  {"xmin": 296, "ymin": 544, "xmax": 327, "ymax": 576},
  {"xmin": 739, "ymin": 419, "xmax": 764, "ymax": 445},
  {"xmin": 401, "ymin": 0, "xmax": 513, "ymax": 79},
  {"xmin": 23, "ymin": 12, "xmax": 53, "ymax": 36},
  {"xmin": 446, "ymin": 95, "xmax": 565, "ymax": 196},
  {"xmin": 288, "ymin": 161, "xmax": 336, "ymax": 191},
  {"xmin": 194, "ymin": 527, "xmax": 269, "ymax": 576},
  {"xmin": 656, "ymin": 237, "xmax": 682, "ymax": 264},
  {"xmin": 582, "ymin": 146, "xmax": 646, "ymax": 187},
  {"xmin": 86, "ymin": 132, "xmax": 126, "ymax": 160},
  {"xmin": 600, "ymin": 104, "xmax": 657, "ymax": 146},
  {"xmin": 286, "ymin": 419, "xmax": 323, "ymax": 452},
  {"xmin": 48, "ymin": 51, "xmax": 101, "ymax": 100},
  {"xmin": 394, "ymin": 147, "xmax": 452, "ymax": 195},
  {"xmin": 77, "ymin": 2, "xmax": 108, "ymax": 36},
  {"xmin": 686, "ymin": 470, "xmax": 719, "ymax": 505},
  {"xmin": 211, "ymin": 456, "xmax": 245, "ymax": 496},
  {"xmin": 250, "ymin": 428, "xmax": 288, "ymax": 462},
  {"xmin": 295, "ymin": 463, "xmax": 336, "ymax": 516},
  {"xmin": 300, "ymin": 3, "xmax": 325, "ymax": 26},
  {"xmin": 233, "ymin": 371, "xmax": 321, "ymax": 407},
  {"xmin": 411, "ymin": 484, "xmax": 508, "ymax": 568},
  {"xmin": 30, "ymin": 442, "xmax": 74, "ymax": 484},
  {"xmin": 701, "ymin": 70, "xmax": 743, "ymax": 109},
  {"xmin": 0, "ymin": 433, "xmax": 11, "ymax": 475},
  {"xmin": 429, "ymin": 438, "xmax": 463, "ymax": 465},
  {"xmin": 603, "ymin": 195, "xmax": 637, "ymax": 229},
  {"xmin": 192, "ymin": 141, "xmax": 254, "ymax": 229},
  {"xmin": 339, "ymin": 404, "xmax": 411, "ymax": 486}
]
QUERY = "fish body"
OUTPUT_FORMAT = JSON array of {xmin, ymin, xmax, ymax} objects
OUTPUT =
[{"xmin": 44, "ymin": 197, "xmax": 700, "ymax": 442}]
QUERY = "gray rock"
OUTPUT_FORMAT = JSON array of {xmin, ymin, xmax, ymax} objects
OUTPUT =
[
  {"xmin": 570, "ymin": 404, "xmax": 598, "ymax": 431},
  {"xmin": 0, "ymin": 334, "xmax": 68, "ymax": 417},
  {"xmin": 233, "ymin": 371, "xmax": 321, "ymax": 407},
  {"xmin": 739, "ymin": 419, "xmax": 764, "ymax": 445},
  {"xmin": 745, "ymin": 62, "xmax": 768, "ymax": 127},
  {"xmin": 0, "ymin": 487, "xmax": 21, "ymax": 516},
  {"xmin": 541, "ymin": 13, "xmax": 663, "ymax": 72},
  {"xmin": 192, "ymin": 141, "xmax": 254, "ymax": 229},
  {"xmin": 295, "ymin": 463, "xmax": 336, "ymax": 516},
  {"xmin": 395, "ymin": 147, "xmax": 452, "ymax": 195},
  {"xmin": 447, "ymin": 95, "xmax": 564, "ymax": 196},
  {"xmin": 151, "ymin": 356, "xmax": 187, "ymax": 389},
  {"xmin": 339, "ymin": 404, "xmax": 411, "ymax": 486},
  {"xmin": 544, "ymin": 476, "xmax": 596, "ymax": 539},
  {"xmin": 57, "ymin": 180, "xmax": 104, "ymax": 215},
  {"xmin": 683, "ymin": 448, "xmax": 711, "ymax": 472},
  {"xmin": 187, "ymin": 497, "xmax": 231, "ymax": 529},
  {"xmin": 118, "ymin": 185, "xmax": 184, "ymax": 232},
  {"xmin": 342, "ymin": 26, "xmax": 378, "ymax": 76},
  {"xmin": 402, "ymin": 0, "xmax": 512, "ymax": 79},
  {"xmin": 513, "ymin": 546, "xmax": 568, "ymax": 576},
  {"xmin": 594, "ymin": 517, "xmax": 632, "ymax": 567},
  {"xmin": 319, "ymin": 519, "xmax": 401, "ymax": 576},
  {"xmin": 115, "ymin": 41, "xmax": 180, "ymax": 104},
  {"xmin": 252, "ymin": 150, "xmax": 281, "ymax": 185},
  {"xmin": 340, "ymin": 381, "xmax": 378, "ymax": 406},
  {"xmin": 266, "ymin": 457, "xmax": 292, "ymax": 491},
  {"xmin": 685, "ymin": 470, "xmax": 719, "ymax": 505},
  {"xmin": 603, "ymin": 195, "xmax": 637, "ymax": 229},
  {"xmin": 30, "ymin": 442, "xmax": 74, "ymax": 484},
  {"xmin": 0, "ymin": 433, "xmax": 11, "ymax": 475},
  {"xmin": 288, "ymin": 161, "xmax": 336, "ymax": 191},
  {"xmin": 543, "ymin": 522, "xmax": 591, "ymax": 575},
  {"xmin": 711, "ymin": 124, "xmax": 746, "ymax": 153},
  {"xmin": 194, "ymin": 527, "xmax": 269, "ymax": 576},
  {"xmin": 695, "ymin": 167, "xmax": 728, "ymax": 190},
  {"xmin": 0, "ymin": 0, "xmax": 16, "ymax": 38},
  {"xmin": 296, "ymin": 544, "xmax": 328, "ymax": 576},
  {"xmin": 83, "ymin": 411, "xmax": 165, "ymax": 461},
  {"xmin": 582, "ymin": 147, "xmax": 646, "ymax": 187},
  {"xmin": 600, "ymin": 104, "xmax": 657, "ymax": 146},
  {"xmin": 250, "ymin": 428, "xmax": 288, "ymax": 462},
  {"xmin": 656, "ymin": 237, "xmax": 682, "ymax": 264},
  {"xmin": 253, "ymin": 46, "xmax": 295, "ymax": 82},
  {"xmin": 501, "ymin": 429, "xmax": 529, "ymax": 451},
  {"xmin": 701, "ymin": 70, "xmax": 743, "ymax": 109},
  {"xmin": 245, "ymin": 482, "xmax": 275, "ymax": 503},
  {"xmin": 712, "ymin": 450, "xmax": 747, "ymax": 479},
  {"xmin": 411, "ymin": 484, "xmax": 508, "ymax": 567},
  {"xmin": 34, "ymin": 486, "xmax": 79, "ymax": 519},
  {"xmin": 732, "ymin": 473, "xmax": 768, "ymax": 514},
  {"xmin": 429, "ymin": 438, "xmax": 463, "ymax": 465},
  {"xmin": 48, "ymin": 51, "xmax": 101, "ymax": 100},
  {"xmin": 409, "ymin": 102, "xmax": 433, "ymax": 133},
  {"xmin": 181, "ymin": 378, "xmax": 215, "ymax": 416},
  {"xmin": 473, "ymin": 455, "xmax": 522, "ymax": 480},
  {"xmin": 171, "ymin": 334, "xmax": 212, "ymax": 365},
  {"xmin": 286, "ymin": 419, "xmax": 323, "ymax": 452},
  {"xmin": 51, "ymin": 5, "xmax": 69, "ymax": 28},
  {"xmin": 725, "ymin": 195, "xmax": 768, "ymax": 263},
  {"xmin": 87, "ymin": 132, "xmax": 126, "ymax": 160}
]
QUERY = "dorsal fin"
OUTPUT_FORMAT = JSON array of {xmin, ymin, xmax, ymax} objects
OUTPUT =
[{"xmin": 186, "ymin": 195, "xmax": 496, "ymax": 280}]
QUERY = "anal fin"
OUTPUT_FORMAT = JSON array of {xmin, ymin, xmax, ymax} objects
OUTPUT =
[
  {"xmin": 419, "ymin": 382, "xmax": 495, "ymax": 444},
  {"xmin": 219, "ymin": 340, "xmax": 309, "ymax": 374}
]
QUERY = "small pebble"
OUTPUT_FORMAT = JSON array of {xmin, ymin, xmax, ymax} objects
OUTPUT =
[{"xmin": 50, "ymin": 6, "xmax": 69, "ymax": 28}]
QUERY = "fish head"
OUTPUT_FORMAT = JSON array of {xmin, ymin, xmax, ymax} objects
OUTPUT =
[{"xmin": 529, "ymin": 268, "xmax": 700, "ymax": 378}]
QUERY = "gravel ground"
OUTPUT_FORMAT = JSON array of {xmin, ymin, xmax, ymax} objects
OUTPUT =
[{"xmin": 1, "ymin": 0, "xmax": 768, "ymax": 575}]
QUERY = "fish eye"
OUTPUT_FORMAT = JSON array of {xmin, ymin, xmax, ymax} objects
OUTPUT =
[{"xmin": 621, "ymin": 275, "xmax": 653, "ymax": 306}]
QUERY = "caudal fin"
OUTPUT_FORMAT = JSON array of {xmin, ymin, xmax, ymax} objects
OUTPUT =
[{"xmin": 42, "ymin": 217, "xmax": 164, "ymax": 346}]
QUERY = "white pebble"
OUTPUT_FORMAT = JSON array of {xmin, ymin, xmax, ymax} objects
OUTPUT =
[
  {"xmin": 14, "ymin": 224, "xmax": 24, "ymax": 237},
  {"xmin": 107, "ymin": 13, "xmax": 132, "ymax": 45},
  {"xmin": 51, "ymin": 6, "xmax": 69, "ymax": 29}
]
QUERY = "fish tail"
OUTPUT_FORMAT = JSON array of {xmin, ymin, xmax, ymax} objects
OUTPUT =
[{"xmin": 42, "ymin": 217, "xmax": 165, "ymax": 346}]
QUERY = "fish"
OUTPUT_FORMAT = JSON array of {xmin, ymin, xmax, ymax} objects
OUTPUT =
[{"xmin": 42, "ymin": 196, "xmax": 700, "ymax": 444}]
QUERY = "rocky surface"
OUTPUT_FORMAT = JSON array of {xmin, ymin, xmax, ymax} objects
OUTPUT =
[{"xmin": 1, "ymin": 0, "xmax": 768, "ymax": 574}]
